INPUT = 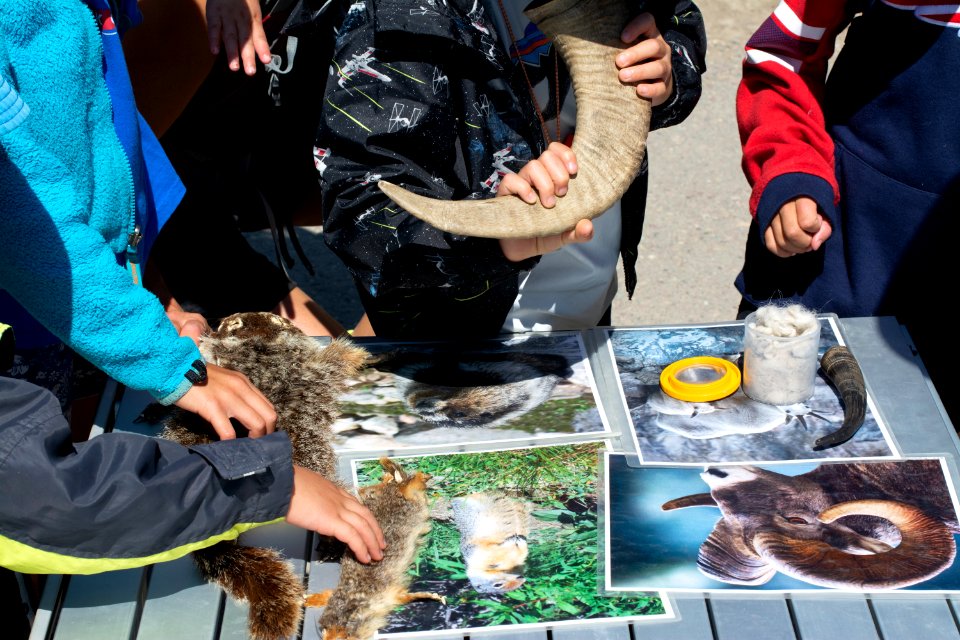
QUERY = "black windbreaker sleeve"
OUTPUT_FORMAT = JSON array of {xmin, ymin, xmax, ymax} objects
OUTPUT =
[
  {"xmin": 0, "ymin": 377, "xmax": 294, "ymax": 574},
  {"xmin": 314, "ymin": 0, "xmax": 541, "ymax": 338},
  {"xmin": 619, "ymin": 0, "xmax": 707, "ymax": 299},
  {"xmin": 648, "ymin": 0, "xmax": 708, "ymax": 131}
]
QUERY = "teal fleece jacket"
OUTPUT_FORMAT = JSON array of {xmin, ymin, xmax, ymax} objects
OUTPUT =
[{"xmin": 0, "ymin": 0, "xmax": 200, "ymax": 403}]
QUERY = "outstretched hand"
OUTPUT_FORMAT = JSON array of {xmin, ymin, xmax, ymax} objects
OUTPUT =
[
  {"xmin": 287, "ymin": 466, "xmax": 386, "ymax": 564},
  {"xmin": 617, "ymin": 12, "xmax": 674, "ymax": 106},
  {"xmin": 206, "ymin": 0, "xmax": 272, "ymax": 75},
  {"xmin": 765, "ymin": 196, "xmax": 833, "ymax": 257},
  {"xmin": 174, "ymin": 364, "xmax": 278, "ymax": 440}
]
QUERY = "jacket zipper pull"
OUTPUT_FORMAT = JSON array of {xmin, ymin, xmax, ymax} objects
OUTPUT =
[{"xmin": 126, "ymin": 225, "xmax": 142, "ymax": 285}]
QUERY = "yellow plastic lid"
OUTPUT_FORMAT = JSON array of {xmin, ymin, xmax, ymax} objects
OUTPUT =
[{"xmin": 659, "ymin": 356, "xmax": 741, "ymax": 403}]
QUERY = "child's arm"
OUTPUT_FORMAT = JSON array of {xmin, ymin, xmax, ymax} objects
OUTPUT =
[
  {"xmin": 0, "ymin": 377, "xmax": 299, "ymax": 573},
  {"xmin": 287, "ymin": 466, "xmax": 386, "ymax": 564},
  {"xmin": 205, "ymin": 0, "xmax": 272, "ymax": 75},
  {"xmin": 317, "ymin": 3, "xmax": 542, "ymax": 325},
  {"xmin": 143, "ymin": 267, "xmax": 278, "ymax": 441},
  {"xmin": 738, "ymin": 1, "xmax": 854, "ymax": 238}
]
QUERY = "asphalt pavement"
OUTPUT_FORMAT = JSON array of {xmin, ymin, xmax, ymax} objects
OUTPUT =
[{"xmin": 246, "ymin": 0, "xmax": 776, "ymax": 331}]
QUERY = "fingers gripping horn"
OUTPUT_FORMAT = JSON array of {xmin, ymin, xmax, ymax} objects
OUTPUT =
[{"xmin": 377, "ymin": 0, "xmax": 652, "ymax": 239}]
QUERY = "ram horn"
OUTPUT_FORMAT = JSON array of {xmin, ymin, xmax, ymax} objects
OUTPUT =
[
  {"xmin": 814, "ymin": 345, "xmax": 867, "ymax": 450},
  {"xmin": 661, "ymin": 493, "xmax": 718, "ymax": 510},
  {"xmin": 377, "ymin": 0, "xmax": 651, "ymax": 238},
  {"xmin": 754, "ymin": 499, "xmax": 956, "ymax": 589}
]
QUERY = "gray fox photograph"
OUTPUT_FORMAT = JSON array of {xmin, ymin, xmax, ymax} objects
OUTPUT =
[
  {"xmin": 333, "ymin": 443, "xmax": 672, "ymax": 637},
  {"xmin": 332, "ymin": 333, "xmax": 609, "ymax": 451}
]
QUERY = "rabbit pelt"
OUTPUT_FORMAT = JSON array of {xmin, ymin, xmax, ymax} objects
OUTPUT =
[
  {"xmin": 154, "ymin": 312, "xmax": 370, "ymax": 640},
  {"xmin": 160, "ymin": 312, "xmax": 369, "ymax": 477},
  {"xmin": 310, "ymin": 457, "xmax": 444, "ymax": 640}
]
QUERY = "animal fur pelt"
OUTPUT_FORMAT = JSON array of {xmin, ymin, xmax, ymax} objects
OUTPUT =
[
  {"xmin": 148, "ymin": 312, "xmax": 370, "ymax": 640},
  {"xmin": 307, "ymin": 457, "xmax": 444, "ymax": 640}
]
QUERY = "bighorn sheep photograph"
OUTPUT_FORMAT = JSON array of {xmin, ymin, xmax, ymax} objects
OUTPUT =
[
  {"xmin": 607, "ymin": 320, "xmax": 898, "ymax": 464},
  {"xmin": 603, "ymin": 454, "xmax": 960, "ymax": 593},
  {"xmin": 342, "ymin": 443, "xmax": 672, "ymax": 637},
  {"xmin": 331, "ymin": 333, "xmax": 608, "ymax": 450}
]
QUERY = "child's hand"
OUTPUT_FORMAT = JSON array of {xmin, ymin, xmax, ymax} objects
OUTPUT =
[
  {"xmin": 287, "ymin": 466, "xmax": 386, "ymax": 564},
  {"xmin": 174, "ymin": 364, "xmax": 278, "ymax": 440},
  {"xmin": 206, "ymin": 0, "xmax": 272, "ymax": 75},
  {"xmin": 499, "ymin": 219, "xmax": 594, "ymax": 262},
  {"xmin": 616, "ymin": 13, "xmax": 674, "ymax": 106},
  {"xmin": 765, "ymin": 196, "xmax": 834, "ymax": 257},
  {"xmin": 164, "ymin": 300, "xmax": 210, "ymax": 345},
  {"xmin": 496, "ymin": 142, "xmax": 591, "ymax": 261},
  {"xmin": 497, "ymin": 141, "xmax": 577, "ymax": 208}
]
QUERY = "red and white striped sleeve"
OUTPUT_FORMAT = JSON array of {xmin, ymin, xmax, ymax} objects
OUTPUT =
[{"xmin": 737, "ymin": 0, "xmax": 855, "ymax": 217}]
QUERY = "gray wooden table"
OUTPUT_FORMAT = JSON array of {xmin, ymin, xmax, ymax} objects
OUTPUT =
[{"xmin": 28, "ymin": 317, "xmax": 960, "ymax": 640}]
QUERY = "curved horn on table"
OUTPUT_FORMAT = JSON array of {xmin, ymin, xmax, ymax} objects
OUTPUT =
[
  {"xmin": 377, "ymin": 0, "xmax": 651, "ymax": 239},
  {"xmin": 814, "ymin": 345, "xmax": 867, "ymax": 450}
]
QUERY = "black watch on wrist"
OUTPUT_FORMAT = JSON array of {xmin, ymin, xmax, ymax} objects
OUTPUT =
[{"xmin": 184, "ymin": 359, "xmax": 208, "ymax": 385}]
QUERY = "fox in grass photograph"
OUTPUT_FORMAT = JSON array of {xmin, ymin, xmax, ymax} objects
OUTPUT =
[{"xmin": 341, "ymin": 442, "xmax": 671, "ymax": 637}]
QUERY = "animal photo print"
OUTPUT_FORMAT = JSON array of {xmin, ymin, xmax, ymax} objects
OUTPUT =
[
  {"xmin": 346, "ymin": 443, "xmax": 672, "ymax": 637},
  {"xmin": 606, "ymin": 318, "xmax": 899, "ymax": 465},
  {"xmin": 603, "ymin": 454, "xmax": 960, "ymax": 593},
  {"xmin": 333, "ymin": 332, "xmax": 610, "ymax": 451}
]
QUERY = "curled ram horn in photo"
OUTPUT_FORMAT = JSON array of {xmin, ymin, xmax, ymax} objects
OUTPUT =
[
  {"xmin": 377, "ymin": 0, "xmax": 651, "ymax": 238},
  {"xmin": 814, "ymin": 345, "xmax": 867, "ymax": 450},
  {"xmin": 661, "ymin": 461, "xmax": 960, "ymax": 590}
]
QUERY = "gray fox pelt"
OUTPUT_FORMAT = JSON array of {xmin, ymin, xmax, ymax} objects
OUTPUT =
[
  {"xmin": 150, "ymin": 312, "xmax": 370, "ymax": 640},
  {"xmin": 371, "ymin": 343, "xmax": 573, "ymax": 428},
  {"xmin": 307, "ymin": 457, "xmax": 444, "ymax": 640},
  {"xmin": 452, "ymin": 492, "xmax": 531, "ymax": 593}
]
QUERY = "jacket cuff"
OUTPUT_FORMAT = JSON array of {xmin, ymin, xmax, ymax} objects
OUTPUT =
[
  {"xmin": 192, "ymin": 432, "xmax": 295, "ymax": 522},
  {"xmin": 155, "ymin": 358, "xmax": 207, "ymax": 406},
  {"xmin": 650, "ymin": 33, "xmax": 703, "ymax": 131},
  {"xmin": 189, "ymin": 433, "xmax": 293, "ymax": 482},
  {"xmin": 755, "ymin": 173, "xmax": 837, "ymax": 242}
]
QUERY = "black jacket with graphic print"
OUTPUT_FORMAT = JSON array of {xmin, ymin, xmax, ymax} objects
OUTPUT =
[{"xmin": 305, "ymin": 0, "xmax": 706, "ymax": 339}]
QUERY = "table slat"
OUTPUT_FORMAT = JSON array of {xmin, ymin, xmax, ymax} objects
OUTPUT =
[
  {"xmin": 789, "ymin": 596, "xmax": 880, "ymax": 640},
  {"xmin": 871, "ymin": 598, "xmax": 960, "ymax": 640},
  {"xmin": 551, "ymin": 621, "xmax": 630, "ymax": 639},
  {"xmin": 136, "ymin": 557, "xmax": 222, "ymax": 640},
  {"xmin": 638, "ymin": 596, "xmax": 715, "ymax": 640},
  {"xmin": 218, "ymin": 523, "xmax": 312, "ymax": 640},
  {"xmin": 50, "ymin": 570, "xmax": 143, "ymax": 640},
  {"xmin": 709, "ymin": 597, "xmax": 796, "ymax": 640}
]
